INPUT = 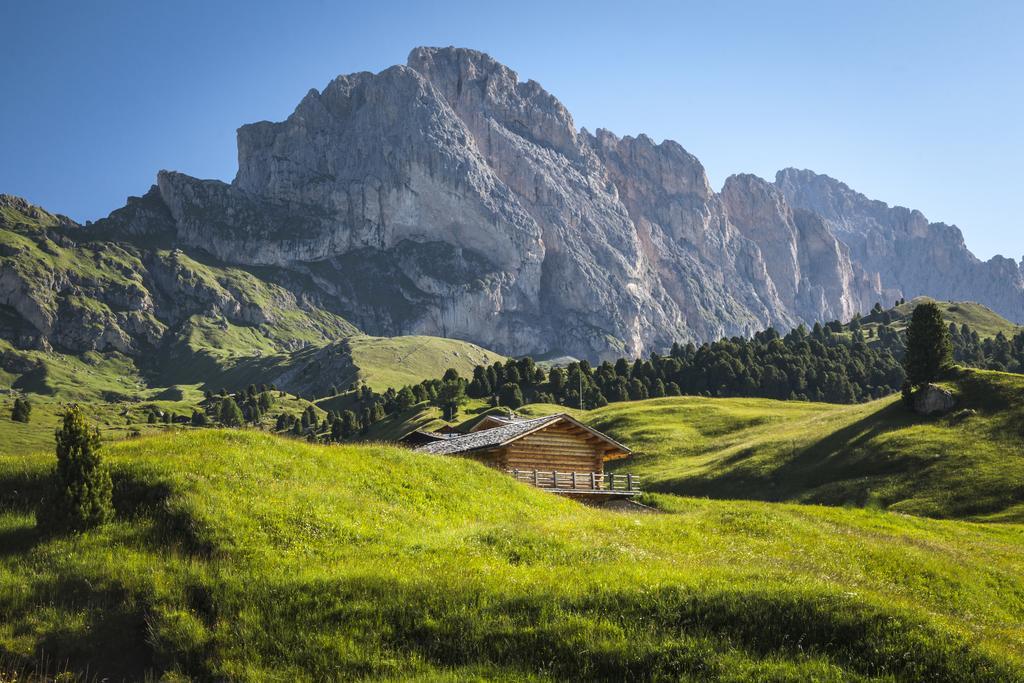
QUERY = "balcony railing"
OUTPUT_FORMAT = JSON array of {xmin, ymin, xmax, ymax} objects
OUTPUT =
[{"xmin": 506, "ymin": 469, "xmax": 640, "ymax": 493}]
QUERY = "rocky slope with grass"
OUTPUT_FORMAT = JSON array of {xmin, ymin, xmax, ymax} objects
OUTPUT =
[
  {"xmin": 4, "ymin": 47, "xmax": 1024, "ymax": 364},
  {"xmin": 776, "ymin": 168, "xmax": 1024, "ymax": 322}
]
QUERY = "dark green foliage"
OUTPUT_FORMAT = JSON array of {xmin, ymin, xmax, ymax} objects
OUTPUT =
[
  {"xmin": 904, "ymin": 303, "xmax": 952, "ymax": 387},
  {"xmin": 191, "ymin": 410, "xmax": 209, "ymax": 427},
  {"xmin": 11, "ymin": 395, "xmax": 31, "ymax": 423},
  {"xmin": 37, "ymin": 405, "xmax": 113, "ymax": 532},
  {"xmin": 433, "ymin": 380, "xmax": 466, "ymax": 420},
  {"xmin": 302, "ymin": 405, "xmax": 319, "ymax": 432},
  {"xmin": 396, "ymin": 386, "xmax": 416, "ymax": 411},
  {"xmin": 901, "ymin": 381, "xmax": 914, "ymax": 408},
  {"xmin": 340, "ymin": 410, "xmax": 358, "ymax": 438},
  {"xmin": 218, "ymin": 397, "xmax": 244, "ymax": 427},
  {"xmin": 326, "ymin": 305, "xmax": 1024, "ymax": 441},
  {"xmin": 498, "ymin": 382, "xmax": 524, "ymax": 409}
]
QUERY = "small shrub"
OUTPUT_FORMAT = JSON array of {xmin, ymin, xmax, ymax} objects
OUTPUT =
[
  {"xmin": 37, "ymin": 405, "xmax": 114, "ymax": 532},
  {"xmin": 10, "ymin": 396, "xmax": 31, "ymax": 423},
  {"xmin": 219, "ymin": 397, "xmax": 243, "ymax": 427}
]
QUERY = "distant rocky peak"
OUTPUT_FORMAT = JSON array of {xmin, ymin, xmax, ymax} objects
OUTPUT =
[{"xmin": 407, "ymin": 46, "xmax": 579, "ymax": 159}]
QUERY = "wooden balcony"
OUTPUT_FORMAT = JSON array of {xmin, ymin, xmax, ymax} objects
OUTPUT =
[{"xmin": 506, "ymin": 469, "xmax": 641, "ymax": 497}]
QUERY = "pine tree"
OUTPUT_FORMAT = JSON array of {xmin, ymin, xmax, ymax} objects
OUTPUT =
[
  {"xmin": 904, "ymin": 302, "xmax": 952, "ymax": 387},
  {"xmin": 433, "ymin": 380, "xmax": 467, "ymax": 420},
  {"xmin": 340, "ymin": 410, "xmax": 358, "ymax": 437},
  {"xmin": 396, "ymin": 386, "xmax": 416, "ymax": 411},
  {"xmin": 219, "ymin": 397, "xmax": 244, "ymax": 427},
  {"xmin": 11, "ymin": 396, "xmax": 31, "ymax": 423},
  {"xmin": 38, "ymin": 405, "xmax": 113, "ymax": 532},
  {"xmin": 191, "ymin": 410, "xmax": 208, "ymax": 427},
  {"xmin": 498, "ymin": 382, "xmax": 524, "ymax": 409}
]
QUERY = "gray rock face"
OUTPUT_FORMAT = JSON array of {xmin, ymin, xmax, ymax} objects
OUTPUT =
[
  {"xmin": 17, "ymin": 46, "xmax": 1017, "ymax": 361},
  {"xmin": 96, "ymin": 47, "xmax": 890, "ymax": 358},
  {"xmin": 913, "ymin": 384, "xmax": 956, "ymax": 415},
  {"xmin": 776, "ymin": 168, "xmax": 1024, "ymax": 322}
]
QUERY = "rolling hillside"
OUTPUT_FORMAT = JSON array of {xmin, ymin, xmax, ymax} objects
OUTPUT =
[
  {"xmin": 867, "ymin": 297, "xmax": 1021, "ymax": 339},
  {"xmin": 1, "ymin": 430, "xmax": 1022, "ymax": 680},
  {"xmin": 503, "ymin": 368, "xmax": 1024, "ymax": 522}
]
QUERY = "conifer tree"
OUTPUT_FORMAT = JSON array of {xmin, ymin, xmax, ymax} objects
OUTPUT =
[
  {"xmin": 38, "ymin": 406, "xmax": 113, "ymax": 532},
  {"xmin": 498, "ymin": 382, "xmax": 524, "ymax": 409},
  {"xmin": 11, "ymin": 396, "xmax": 31, "ymax": 423},
  {"xmin": 219, "ymin": 397, "xmax": 244, "ymax": 427},
  {"xmin": 904, "ymin": 302, "xmax": 952, "ymax": 387}
]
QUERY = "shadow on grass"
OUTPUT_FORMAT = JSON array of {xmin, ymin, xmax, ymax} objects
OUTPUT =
[
  {"xmin": 0, "ymin": 576, "xmax": 154, "ymax": 681},
  {"xmin": 647, "ymin": 401, "xmax": 922, "ymax": 505},
  {"xmin": 229, "ymin": 575, "xmax": 1018, "ymax": 682}
]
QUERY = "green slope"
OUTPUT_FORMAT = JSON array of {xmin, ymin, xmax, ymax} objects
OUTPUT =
[
  {"xmin": 871, "ymin": 296, "xmax": 1021, "ymax": 339},
  {"xmin": 516, "ymin": 367, "xmax": 1024, "ymax": 522},
  {"xmin": 234, "ymin": 334, "xmax": 508, "ymax": 398},
  {"xmin": 346, "ymin": 334, "xmax": 506, "ymax": 391},
  {"xmin": 1, "ymin": 430, "xmax": 1022, "ymax": 680}
]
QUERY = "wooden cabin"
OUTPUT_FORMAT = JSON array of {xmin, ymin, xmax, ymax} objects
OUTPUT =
[{"xmin": 413, "ymin": 413, "xmax": 638, "ymax": 500}]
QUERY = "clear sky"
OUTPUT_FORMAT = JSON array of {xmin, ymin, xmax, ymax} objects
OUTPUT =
[{"xmin": 2, "ymin": 0, "xmax": 1022, "ymax": 261}]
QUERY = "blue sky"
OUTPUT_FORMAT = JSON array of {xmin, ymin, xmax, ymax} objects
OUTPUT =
[{"xmin": 2, "ymin": 0, "xmax": 1021, "ymax": 260}]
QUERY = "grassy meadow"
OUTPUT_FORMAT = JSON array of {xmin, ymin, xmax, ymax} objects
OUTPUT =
[
  {"xmin": 509, "ymin": 368, "xmax": 1024, "ymax": 523},
  {"xmin": 1, "ymin": 430, "xmax": 1023, "ymax": 680}
]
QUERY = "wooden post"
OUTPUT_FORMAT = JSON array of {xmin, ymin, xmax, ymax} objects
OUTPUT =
[
  {"xmin": 552, "ymin": 471, "xmax": 558, "ymax": 488},
  {"xmin": 513, "ymin": 468, "xmax": 519, "ymax": 482},
  {"xmin": 590, "ymin": 471, "xmax": 597, "ymax": 490},
  {"xmin": 627, "ymin": 473, "xmax": 633, "ymax": 491},
  {"xmin": 571, "ymin": 471, "xmax": 577, "ymax": 489},
  {"xmin": 533, "ymin": 469, "xmax": 538, "ymax": 486}
]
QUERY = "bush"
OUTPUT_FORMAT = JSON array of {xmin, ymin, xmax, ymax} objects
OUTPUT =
[
  {"xmin": 37, "ymin": 405, "xmax": 114, "ymax": 532},
  {"xmin": 219, "ymin": 397, "xmax": 244, "ymax": 427},
  {"xmin": 11, "ymin": 395, "xmax": 32, "ymax": 423}
]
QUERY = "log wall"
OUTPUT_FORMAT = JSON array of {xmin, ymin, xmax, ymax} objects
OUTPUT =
[{"xmin": 498, "ymin": 422, "xmax": 604, "ymax": 474}]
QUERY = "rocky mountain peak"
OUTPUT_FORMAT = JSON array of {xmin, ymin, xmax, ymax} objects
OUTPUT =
[
  {"xmin": 21, "ymin": 46, "xmax": 1013, "ymax": 362},
  {"xmin": 406, "ymin": 46, "xmax": 579, "ymax": 158}
]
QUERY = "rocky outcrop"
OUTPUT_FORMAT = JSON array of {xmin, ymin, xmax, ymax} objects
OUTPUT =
[
  {"xmin": 776, "ymin": 168, "xmax": 1024, "ymax": 322},
  {"xmin": 913, "ymin": 384, "xmax": 956, "ymax": 415},
  {"xmin": 92, "ymin": 47, "xmax": 893, "ymax": 358}
]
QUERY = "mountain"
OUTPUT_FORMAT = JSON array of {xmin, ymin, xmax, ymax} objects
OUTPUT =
[
  {"xmin": 776, "ymin": 168, "xmax": 1024, "ymax": 323},
  {"xmin": 3, "ymin": 47, "xmax": 1023, "ymax": 363}
]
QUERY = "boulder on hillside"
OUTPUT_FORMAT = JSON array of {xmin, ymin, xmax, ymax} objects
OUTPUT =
[{"xmin": 913, "ymin": 384, "xmax": 956, "ymax": 415}]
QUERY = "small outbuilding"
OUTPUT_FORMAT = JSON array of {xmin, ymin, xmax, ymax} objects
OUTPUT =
[{"xmin": 412, "ymin": 413, "xmax": 639, "ymax": 500}]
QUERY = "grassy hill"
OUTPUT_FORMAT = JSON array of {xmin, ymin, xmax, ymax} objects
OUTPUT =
[
  {"xmin": 866, "ymin": 296, "xmax": 1021, "ymax": 339},
  {"xmin": 511, "ymin": 367, "xmax": 1024, "ymax": 522},
  {"xmin": 1, "ymin": 429, "xmax": 1022, "ymax": 680},
  {"xmin": 255, "ymin": 334, "xmax": 506, "ymax": 397}
]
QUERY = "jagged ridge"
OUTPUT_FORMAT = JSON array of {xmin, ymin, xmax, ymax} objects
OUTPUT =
[{"xmin": 3, "ymin": 47, "xmax": 1023, "ymax": 361}]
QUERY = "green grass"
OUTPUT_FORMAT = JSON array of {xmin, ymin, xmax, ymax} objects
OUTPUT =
[
  {"xmin": 870, "ymin": 297, "xmax": 1022, "ymax": 339},
  {"xmin": 516, "ymin": 368, "xmax": 1024, "ymax": 522},
  {"xmin": 0, "ymin": 383, "xmax": 325, "ymax": 457},
  {"xmin": 1, "ymin": 429, "xmax": 1022, "ymax": 680},
  {"xmin": 345, "ymin": 334, "xmax": 506, "ymax": 392}
]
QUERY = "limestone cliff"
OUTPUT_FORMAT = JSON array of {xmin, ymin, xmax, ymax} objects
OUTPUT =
[
  {"xmin": 3, "ymin": 47, "xmax": 1020, "ymax": 363},
  {"xmin": 776, "ymin": 168, "xmax": 1024, "ymax": 322}
]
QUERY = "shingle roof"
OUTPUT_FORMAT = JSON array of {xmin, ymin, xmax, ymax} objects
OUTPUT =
[
  {"xmin": 414, "ymin": 413, "xmax": 631, "ymax": 458},
  {"xmin": 415, "ymin": 414, "xmax": 561, "ymax": 455},
  {"xmin": 398, "ymin": 430, "xmax": 459, "ymax": 446}
]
